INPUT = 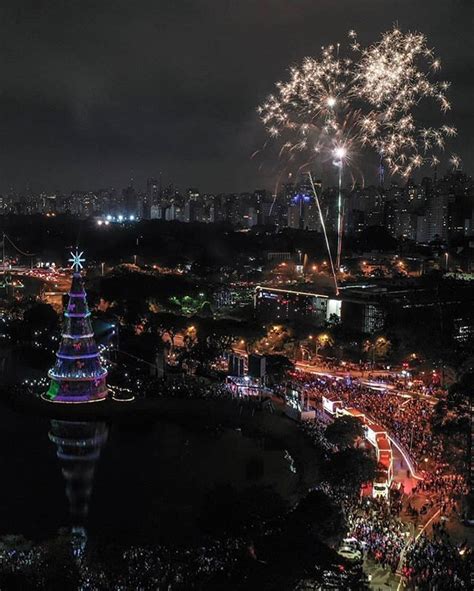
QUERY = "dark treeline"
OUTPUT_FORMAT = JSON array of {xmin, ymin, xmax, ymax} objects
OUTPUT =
[{"xmin": 1, "ymin": 215, "xmax": 401, "ymax": 268}]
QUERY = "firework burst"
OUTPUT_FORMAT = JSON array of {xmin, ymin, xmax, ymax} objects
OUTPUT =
[
  {"xmin": 258, "ymin": 27, "xmax": 457, "ymax": 180},
  {"xmin": 257, "ymin": 43, "xmax": 360, "ymax": 177},
  {"xmin": 352, "ymin": 27, "xmax": 456, "ymax": 178}
]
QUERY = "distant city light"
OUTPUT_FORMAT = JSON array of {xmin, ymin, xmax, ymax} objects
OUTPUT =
[{"xmin": 292, "ymin": 193, "xmax": 312, "ymax": 204}]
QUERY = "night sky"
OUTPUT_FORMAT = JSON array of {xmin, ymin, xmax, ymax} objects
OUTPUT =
[{"xmin": 0, "ymin": 0, "xmax": 472, "ymax": 193}]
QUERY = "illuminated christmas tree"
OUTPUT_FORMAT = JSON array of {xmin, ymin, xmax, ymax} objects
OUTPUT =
[{"xmin": 44, "ymin": 250, "xmax": 108, "ymax": 403}]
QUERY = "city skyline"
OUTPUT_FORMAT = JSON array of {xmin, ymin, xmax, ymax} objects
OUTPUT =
[
  {"xmin": 0, "ymin": 1, "xmax": 471, "ymax": 193},
  {"xmin": 0, "ymin": 161, "xmax": 467, "ymax": 196},
  {"xmin": 3, "ymin": 167, "xmax": 471, "ymax": 243}
]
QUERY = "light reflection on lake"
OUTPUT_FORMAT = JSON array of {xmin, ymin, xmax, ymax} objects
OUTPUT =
[{"xmin": 0, "ymin": 405, "xmax": 298, "ymax": 546}]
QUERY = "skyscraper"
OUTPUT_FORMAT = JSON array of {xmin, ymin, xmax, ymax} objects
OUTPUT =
[
  {"xmin": 144, "ymin": 177, "xmax": 159, "ymax": 219},
  {"xmin": 123, "ymin": 181, "xmax": 137, "ymax": 218}
]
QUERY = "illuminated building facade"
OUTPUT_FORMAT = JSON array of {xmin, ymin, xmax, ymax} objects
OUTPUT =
[{"xmin": 255, "ymin": 286, "xmax": 340, "ymax": 326}]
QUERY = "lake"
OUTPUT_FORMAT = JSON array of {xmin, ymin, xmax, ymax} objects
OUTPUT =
[{"xmin": 0, "ymin": 404, "xmax": 299, "ymax": 546}]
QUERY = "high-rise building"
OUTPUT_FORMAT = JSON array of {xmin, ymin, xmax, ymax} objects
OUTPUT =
[
  {"xmin": 184, "ymin": 200, "xmax": 197, "ymax": 223},
  {"xmin": 419, "ymin": 190, "xmax": 448, "ymax": 242},
  {"xmin": 287, "ymin": 192, "xmax": 319, "ymax": 230},
  {"xmin": 150, "ymin": 204, "xmax": 163, "ymax": 219},
  {"xmin": 144, "ymin": 177, "xmax": 159, "ymax": 219},
  {"xmin": 123, "ymin": 182, "xmax": 137, "ymax": 217},
  {"xmin": 165, "ymin": 203, "xmax": 183, "ymax": 221},
  {"xmin": 147, "ymin": 177, "xmax": 159, "ymax": 203},
  {"xmin": 443, "ymin": 171, "xmax": 474, "ymax": 238}
]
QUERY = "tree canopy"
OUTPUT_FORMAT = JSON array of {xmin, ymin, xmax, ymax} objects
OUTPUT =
[
  {"xmin": 323, "ymin": 448, "xmax": 377, "ymax": 491},
  {"xmin": 325, "ymin": 416, "xmax": 364, "ymax": 449}
]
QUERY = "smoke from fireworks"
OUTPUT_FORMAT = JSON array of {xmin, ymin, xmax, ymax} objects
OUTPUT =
[{"xmin": 258, "ymin": 27, "xmax": 458, "ymax": 180}]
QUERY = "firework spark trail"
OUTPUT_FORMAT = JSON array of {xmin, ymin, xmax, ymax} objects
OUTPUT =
[{"xmin": 307, "ymin": 172, "xmax": 339, "ymax": 295}]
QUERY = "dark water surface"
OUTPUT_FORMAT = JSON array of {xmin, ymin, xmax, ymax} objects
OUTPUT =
[{"xmin": 0, "ymin": 405, "xmax": 298, "ymax": 545}]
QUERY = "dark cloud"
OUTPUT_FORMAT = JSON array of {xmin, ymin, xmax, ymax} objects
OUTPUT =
[{"xmin": 0, "ymin": 0, "xmax": 472, "ymax": 192}]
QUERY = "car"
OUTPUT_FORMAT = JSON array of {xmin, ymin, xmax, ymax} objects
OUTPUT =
[
  {"xmin": 341, "ymin": 537, "xmax": 364, "ymax": 552},
  {"xmin": 337, "ymin": 545, "xmax": 362, "ymax": 562}
]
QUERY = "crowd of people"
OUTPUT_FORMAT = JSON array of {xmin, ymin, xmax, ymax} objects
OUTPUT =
[
  {"xmin": 301, "ymin": 415, "xmax": 411, "ymax": 574},
  {"xmin": 292, "ymin": 370, "xmax": 471, "ymax": 588},
  {"xmin": 348, "ymin": 499, "xmax": 409, "ymax": 572},
  {"xmin": 402, "ymin": 532, "xmax": 471, "ymax": 590},
  {"xmin": 0, "ymin": 533, "xmax": 245, "ymax": 589},
  {"xmin": 416, "ymin": 471, "xmax": 469, "ymax": 511},
  {"xmin": 292, "ymin": 372, "xmax": 467, "ymax": 502},
  {"xmin": 81, "ymin": 539, "xmax": 244, "ymax": 589},
  {"xmin": 294, "ymin": 372, "xmax": 441, "ymax": 466}
]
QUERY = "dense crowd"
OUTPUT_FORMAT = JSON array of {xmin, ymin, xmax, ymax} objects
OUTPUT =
[
  {"xmin": 293, "ymin": 372, "xmax": 440, "ymax": 466},
  {"xmin": 348, "ymin": 499, "xmax": 408, "ymax": 572},
  {"xmin": 80, "ymin": 539, "xmax": 244, "ymax": 589},
  {"xmin": 0, "ymin": 535, "xmax": 245, "ymax": 589},
  {"xmin": 300, "ymin": 415, "xmax": 409, "ymax": 573},
  {"xmin": 294, "ymin": 372, "xmax": 471, "ymax": 588},
  {"xmin": 292, "ymin": 372, "xmax": 467, "ymax": 502},
  {"xmin": 416, "ymin": 471, "xmax": 469, "ymax": 511},
  {"xmin": 6, "ymin": 368, "xmax": 471, "ymax": 589},
  {"xmin": 402, "ymin": 532, "xmax": 472, "ymax": 590}
]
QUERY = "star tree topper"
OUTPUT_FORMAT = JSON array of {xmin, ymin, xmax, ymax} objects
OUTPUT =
[{"xmin": 69, "ymin": 249, "xmax": 85, "ymax": 272}]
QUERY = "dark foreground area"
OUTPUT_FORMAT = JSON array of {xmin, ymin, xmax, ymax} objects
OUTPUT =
[{"xmin": 0, "ymin": 391, "xmax": 368, "ymax": 590}]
